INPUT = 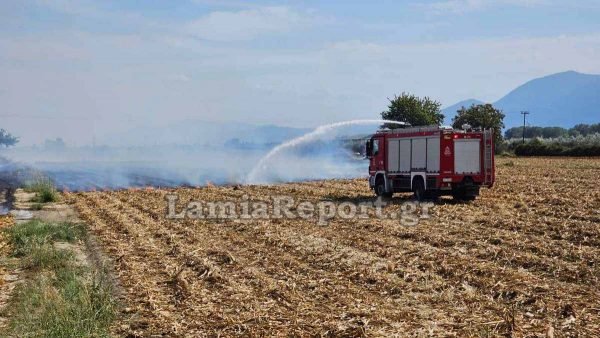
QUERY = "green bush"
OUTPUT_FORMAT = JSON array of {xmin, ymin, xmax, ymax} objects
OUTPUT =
[
  {"xmin": 509, "ymin": 134, "xmax": 600, "ymax": 157},
  {"xmin": 25, "ymin": 177, "xmax": 59, "ymax": 203}
]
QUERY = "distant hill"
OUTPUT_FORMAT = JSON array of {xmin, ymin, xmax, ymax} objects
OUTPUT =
[
  {"xmin": 442, "ymin": 99, "xmax": 484, "ymax": 125},
  {"xmin": 103, "ymin": 120, "xmax": 311, "ymax": 146},
  {"xmin": 443, "ymin": 71, "xmax": 600, "ymax": 128}
]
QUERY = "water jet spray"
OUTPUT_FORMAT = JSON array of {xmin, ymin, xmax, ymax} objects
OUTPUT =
[{"xmin": 245, "ymin": 119, "xmax": 406, "ymax": 184}]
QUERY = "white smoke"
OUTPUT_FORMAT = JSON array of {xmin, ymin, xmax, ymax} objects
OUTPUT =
[{"xmin": 1, "ymin": 119, "xmax": 405, "ymax": 190}]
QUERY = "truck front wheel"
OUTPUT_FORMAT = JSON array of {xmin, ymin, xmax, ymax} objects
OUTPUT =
[{"xmin": 375, "ymin": 176, "xmax": 392, "ymax": 198}]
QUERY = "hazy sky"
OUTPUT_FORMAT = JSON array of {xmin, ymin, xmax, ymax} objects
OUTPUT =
[{"xmin": 2, "ymin": 0, "xmax": 600, "ymax": 145}]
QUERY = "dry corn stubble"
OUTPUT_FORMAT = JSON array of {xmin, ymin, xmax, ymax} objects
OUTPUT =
[{"xmin": 68, "ymin": 157, "xmax": 600, "ymax": 337}]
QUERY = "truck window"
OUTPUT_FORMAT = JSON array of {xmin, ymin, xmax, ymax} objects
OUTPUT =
[{"xmin": 373, "ymin": 139, "xmax": 379, "ymax": 155}]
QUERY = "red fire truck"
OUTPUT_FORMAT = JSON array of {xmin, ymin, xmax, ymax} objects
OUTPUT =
[{"xmin": 366, "ymin": 125, "xmax": 495, "ymax": 200}]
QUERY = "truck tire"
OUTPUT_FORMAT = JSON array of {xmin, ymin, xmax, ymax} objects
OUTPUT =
[
  {"xmin": 453, "ymin": 192, "xmax": 475, "ymax": 201},
  {"xmin": 375, "ymin": 176, "xmax": 392, "ymax": 198},
  {"xmin": 453, "ymin": 177, "xmax": 477, "ymax": 201},
  {"xmin": 413, "ymin": 177, "xmax": 425, "ymax": 201}
]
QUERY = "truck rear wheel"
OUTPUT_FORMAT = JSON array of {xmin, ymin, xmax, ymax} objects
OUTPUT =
[
  {"xmin": 453, "ymin": 193, "xmax": 476, "ymax": 201},
  {"xmin": 452, "ymin": 177, "xmax": 478, "ymax": 201},
  {"xmin": 413, "ymin": 177, "xmax": 425, "ymax": 201}
]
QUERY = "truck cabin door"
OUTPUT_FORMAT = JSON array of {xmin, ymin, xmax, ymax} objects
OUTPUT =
[{"xmin": 368, "ymin": 137, "xmax": 384, "ymax": 171}]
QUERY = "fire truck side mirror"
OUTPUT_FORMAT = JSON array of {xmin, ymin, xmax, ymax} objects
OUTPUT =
[{"xmin": 365, "ymin": 140, "xmax": 372, "ymax": 157}]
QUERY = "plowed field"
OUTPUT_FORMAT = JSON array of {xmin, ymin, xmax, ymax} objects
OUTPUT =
[{"xmin": 67, "ymin": 157, "xmax": 600, "ymax": 337}]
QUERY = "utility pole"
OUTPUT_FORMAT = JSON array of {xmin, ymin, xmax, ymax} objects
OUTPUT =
[{"xmin": 521, "ymin": 111, "xmax": 530, "ymax": 143}]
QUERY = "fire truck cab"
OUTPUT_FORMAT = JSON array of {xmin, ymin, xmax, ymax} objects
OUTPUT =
[{"xmin": 366, "ymin": 125, "xmax": 494, "ymax": 201}]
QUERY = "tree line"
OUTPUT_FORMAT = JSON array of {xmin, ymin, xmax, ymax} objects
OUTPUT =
[
  {"xmin": 505, "ymin": 123, "xmax": 600, "ymax": 139},
  {"xmin": 511, "ymin": 136, "xmax": 600, "ymax": 156}
]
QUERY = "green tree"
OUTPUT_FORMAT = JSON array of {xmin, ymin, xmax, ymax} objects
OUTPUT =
[
  {"xmin": 504, "ymin": 127, "xmax": 521, "ymax": 139},
  {"xmin": 380, "ymin": 92, "xmax": 444, "ymax": 127},
  {"xmin": 0, "ymin": 129, "xmax": 18, "ymax": 148},
  {"xmin": 452, "ymin": 104, "xmax": 505, "ymax": 149},
  {"xmin": 572, "ymin": 123, "xmax": 600, "ymax": 136}
]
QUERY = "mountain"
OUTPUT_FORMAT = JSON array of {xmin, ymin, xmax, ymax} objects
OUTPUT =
[
  {"xmin": 442, "ymin": 99, "xmax": 484, "ymax": 125},
  {"xmin": 443, "ymin": 71, "xmax": 600, "ymax": 128},
  {"xmin": 495, "ymin": 71, "xmax": 600, "ymax": 127}
]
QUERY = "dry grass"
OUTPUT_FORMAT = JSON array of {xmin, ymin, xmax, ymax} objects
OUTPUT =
[{"xmin": 67, "ymin": 157, "xmax": 600, "ymax": 337}]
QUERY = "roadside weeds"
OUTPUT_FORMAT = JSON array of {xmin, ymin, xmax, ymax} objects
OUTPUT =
[{"xmin": 0, "ymin": 220, "xmax": 117, "ymax": 337}]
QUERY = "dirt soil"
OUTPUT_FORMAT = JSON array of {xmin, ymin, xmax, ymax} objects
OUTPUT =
[{"xmin": 67, "ymin": 157, "xmax": 600, "ymax": 337}]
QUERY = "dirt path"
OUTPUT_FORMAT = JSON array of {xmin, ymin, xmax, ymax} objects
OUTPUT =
[{"xmin": 0, "ymin": 188, "xmax": 112, "ymax": 331}]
